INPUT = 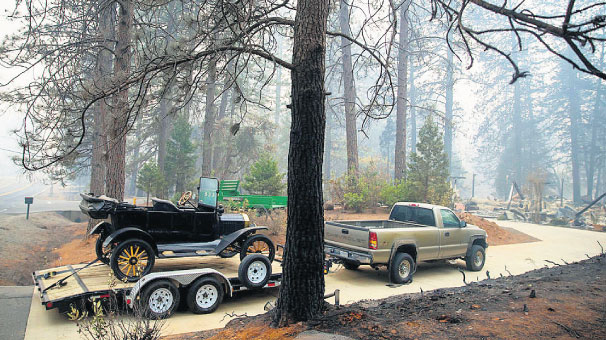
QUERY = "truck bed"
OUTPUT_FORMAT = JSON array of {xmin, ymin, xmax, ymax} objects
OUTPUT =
[{"xmin": 33, "ymin": 256, "xmax": 282, "ymax": 309}]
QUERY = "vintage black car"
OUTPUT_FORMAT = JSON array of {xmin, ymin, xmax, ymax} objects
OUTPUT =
[{"xmin": 80, "ymin": 177, "xmax": 275, "ymax": 282}]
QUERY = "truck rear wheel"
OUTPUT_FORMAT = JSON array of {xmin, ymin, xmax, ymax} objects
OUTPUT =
[
  {"xmin": 390, "ymin": 252, "xmax": 415, "ymax": 284},
  {"xmin": 186, "ymin": 277, "xmax": 224, "ymax": 314},
  {"xmin": 140, "ymin": 280, "xmax": 180, "ymax": 319},
  {"xmin": 238, "ymin": 254, "xmax": 272, "ymax": 289},
  {"xmin": 343, "ymin": 260, "xmax": 360, "ymax": 270},
  {"xmin": 465, "ymin": 245, "xmax": 485, "ymax": 271}
]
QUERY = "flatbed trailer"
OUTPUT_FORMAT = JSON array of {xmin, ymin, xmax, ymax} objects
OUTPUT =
[{"xmin": 33, "ymin": 255, "xmax": 281, "ymax": 319}]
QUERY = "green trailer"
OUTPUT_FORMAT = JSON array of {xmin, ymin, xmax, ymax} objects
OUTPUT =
[{"xmin": 218, "ymin": 180, "xmax": 287, "ymax": 210}]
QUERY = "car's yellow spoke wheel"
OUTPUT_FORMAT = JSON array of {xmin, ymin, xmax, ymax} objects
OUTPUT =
[{"xmin": 111, "ymin": 239, "xmax": 155, "ymax": 282}]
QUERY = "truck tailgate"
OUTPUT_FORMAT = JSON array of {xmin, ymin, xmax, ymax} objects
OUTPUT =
[{"xmin": 325, "ymin": 221, "xmax": 369, "ymax": 249}]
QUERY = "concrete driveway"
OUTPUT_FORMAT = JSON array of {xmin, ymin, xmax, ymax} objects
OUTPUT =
[
  {"xmin": 0, "ymin": 286, "xmax": 32, "ymax": 340},
  {"xmin": 23, "ymin": 221, "xmax": 606, "ymax": 339}
]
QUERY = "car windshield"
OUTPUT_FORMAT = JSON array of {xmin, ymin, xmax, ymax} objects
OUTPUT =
[{"xmin": 389, "ymin": 205, "xmax": 436, "ymax": 227}]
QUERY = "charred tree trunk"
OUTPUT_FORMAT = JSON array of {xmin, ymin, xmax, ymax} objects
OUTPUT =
[
  {"xmin": 275, "ymin": 0, "xmax": 327, "ymax": 325},
  {"xmin": 105, "ymin": 0, "xmax": 132, "ymax": 201},
  {"xmin": 339, "ymin": 0, "xmax": 358, "ymax": 175},
  {"xmin": 394, "ymin": 1, "xmax": 410, "ymax": 180},
  {"xmin": 88, "ymin": 0, "xmax": 113, "ymax": 232},
  {"xmin": 444, "ymin": 47, "xmax": 453, "ymax": 173},
  {"xmin": 201, "ymin": 58, "xmax": 217, "ymax": 177}
]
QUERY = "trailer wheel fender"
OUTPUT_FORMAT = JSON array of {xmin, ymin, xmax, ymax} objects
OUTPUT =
[{"xmin": 102, "ymin": 227, "xmax": 157, "ymax": 254}]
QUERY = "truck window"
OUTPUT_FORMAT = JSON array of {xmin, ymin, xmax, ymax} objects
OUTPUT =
[
  {"xmin": 440, "ymin": 209, "xmax": 460, "ymax": 228},
  {"xmin": 390, "ymin": 205, "xmax": 435, "ymax": 227}
]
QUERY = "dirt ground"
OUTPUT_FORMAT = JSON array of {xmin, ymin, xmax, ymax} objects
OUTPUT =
[
  {"xmin": 0, "ymin": 212, "xmax": 87, "ymax": 285},
  {"xmin": 458, "ymin": 212, "xmax": 539, "ymax": 246},
  {"xmin": 166, "ymin": 254, "xmax": 606, "ymax": 340}
]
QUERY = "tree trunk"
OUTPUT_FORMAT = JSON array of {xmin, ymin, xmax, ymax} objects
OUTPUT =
[
  {"xmin": 339, "ymin": 0, "xmax": 358, "ymax": 175},
  {"xmin": 444, "ymin": 47, "xmax": 453, "ymax": 173},
  {"xmin": 129, "ymin": 119, "xmax": 141, "ymax": 196},
  {"xmin": 394, "ymin": 1, "xmax": 410, "ymax": 180},
  {"xmin": 511, "ymin": 35, "xmax": 523, "ymax": 184},
  {"xmin": 105, "ymin": 0, "xmax": 132, "ymax": 201},
  {"xmin": 568, "ymin": 70, "xmax": 582, "ymax": 204},
  {"xmin": 157, "ymin": 93, "xmax": 172, "ymax": 198},
  {"xmin": 88, "ymin": 0, "xmax": 113, "ymax": 232},
  {"xmin": 275, "ymin": 34, "xmax": 283, "ymax": 125},
  {"xmin": 409, "ymin": 62, "xmax": 417, "ymax": 154},
  {"xmin": 201, "ymin": 58, "xmax": 217, "ymax": 177},
  {"xmin": 275, "ymin": 0, "xmax": 328, "ymax": 325},
  {"xmin": 586, "ymin": 45, "xmax": 604, "ymax": 199}
]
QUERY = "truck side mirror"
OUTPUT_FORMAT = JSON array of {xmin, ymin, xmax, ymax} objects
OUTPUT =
[{"xmin": 460, "ymin": 221, "xmax": 467, "ymax": 228}]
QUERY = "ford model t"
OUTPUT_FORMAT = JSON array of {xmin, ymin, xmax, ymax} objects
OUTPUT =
[{"xmin": 80, "ymin": 177, "xmax": 275, "ymax": 281}]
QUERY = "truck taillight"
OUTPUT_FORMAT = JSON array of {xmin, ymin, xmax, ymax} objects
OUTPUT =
[{"xmin": 369, "ymin": 232, "xmax": 378, "ymax": 250}]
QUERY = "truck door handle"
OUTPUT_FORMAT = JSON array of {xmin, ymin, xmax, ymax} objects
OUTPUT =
[
  {"xmin": 445, "ymin": 232, "xmax": 450, "ymax": 237},
  {"xmin": 341, "ymin": 229, "xmax": 349, "ymax": 234}
]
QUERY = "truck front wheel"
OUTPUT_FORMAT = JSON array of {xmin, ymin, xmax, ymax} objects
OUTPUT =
[
  {"xmin": 390, "ymin": 253, "xmax": 415, "ymax": 284},
  {"xmin": 466, "ymin": 245, "xmax": 486, "ymax": 271}
]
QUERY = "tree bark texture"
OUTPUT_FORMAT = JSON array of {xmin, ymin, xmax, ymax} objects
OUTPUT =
[
  {"xmin": 339, "ymin": 0, "xmax": 358, "ymax": 175},
  {"xmin": 88, "ymin": 0, "xmax": 113, "ymax": 232},
  {"xmin": 105, "ymin": 0, "xmax": 132, "ymax": 201},
  {"xmin": 394, "ymin": 1, "xmax": 410, "ymax": 180},
  {"xmin": 276, "ymin": 0, "xmax": 328, "ymax": 325},
  {"xmin": 444, "ymin": 47, "xmax": 454, "ymax": 174},
  {"xmin": 202, "ymin": 58, "xmax": 217, "ymax": 177}
]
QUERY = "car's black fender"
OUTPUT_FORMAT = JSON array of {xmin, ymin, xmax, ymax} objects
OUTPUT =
[
  {"xmin": 89, "ymin": 221, "xmax": 112, "ymax": 236},
  {"xmin": 103, "ymin": 227, "xmax": 158, "ymax": 254},
  {"xmin": 214, "ymin": 226, "xmax": 268, "ymax": 253}
]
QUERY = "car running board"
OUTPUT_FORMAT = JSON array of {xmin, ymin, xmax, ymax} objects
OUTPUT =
[{"xmin": 157, "ymin": 240, "xmax": 221, "ymax": 255}]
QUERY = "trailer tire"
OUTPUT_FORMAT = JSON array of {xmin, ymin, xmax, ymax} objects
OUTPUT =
[
  {"xmin": 140, "ymin": 280, "xmax": 179, "ymax": 319},
  {"xmin": 389, "ymin": 252, "xmax": 415, "ymax": 284},
  {"xmin": 240, "ymin": 234, "xmax": 275, "ymax": 262},
  {"xmin": 110, "ymin": 238, "xmax": 155, "ymax": 282},
  {"xmin": 186, "ymin": 277, "xmax": 224, "ymax": 314},
  {"xmin": 238, "ymin": 254, "xmax": 272, "ymax": 289}
]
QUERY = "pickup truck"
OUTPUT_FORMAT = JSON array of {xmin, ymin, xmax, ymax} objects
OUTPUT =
[{"xmin": 324, "ymin": 202, "xmax": 488, "ymax": 283}]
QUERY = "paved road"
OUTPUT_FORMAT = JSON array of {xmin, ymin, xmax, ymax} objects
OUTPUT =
[
  {"xmin": 0, "ymin": 286, "xmax": 32, "ymax": 340},
  {"xmin": 23, "ymin": 221, "xmax": 606, "ymax": 339},
  {"xmin": 0, "ymin": 177, "xmax": 80, "ymax": 214}
]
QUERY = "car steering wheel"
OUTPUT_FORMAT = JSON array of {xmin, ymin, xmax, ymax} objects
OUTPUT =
[{"xmin": 178, "ymin": 191, "xmax": 193, "ymax": 206}]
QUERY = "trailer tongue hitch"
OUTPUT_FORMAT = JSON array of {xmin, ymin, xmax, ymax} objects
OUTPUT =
[{"xmin": 324, "ymin": 289, "xmax": 340, "ymax": 308}]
